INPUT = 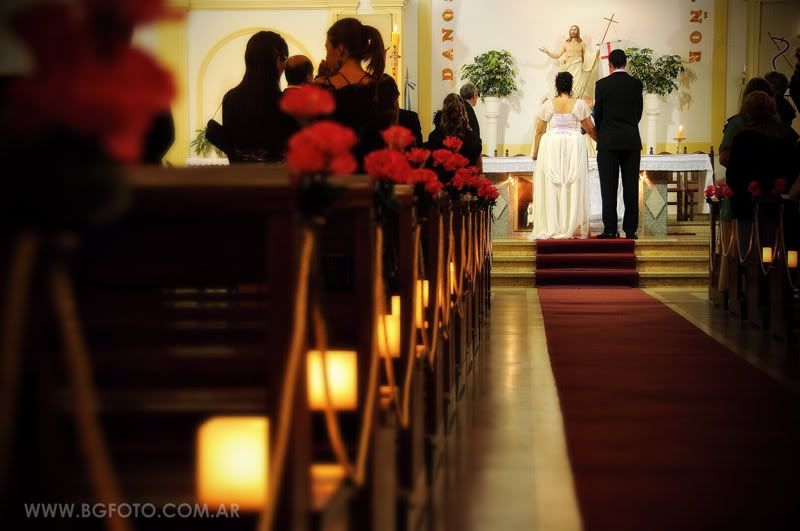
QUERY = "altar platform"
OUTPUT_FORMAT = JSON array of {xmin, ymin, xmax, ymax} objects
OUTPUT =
[{"xmin": 483, "ymin": 153, "xmax": 714, "ymax": 240}]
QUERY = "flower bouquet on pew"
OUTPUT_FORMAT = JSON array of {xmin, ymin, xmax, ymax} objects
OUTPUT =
[
  {"xmin": 281, "ymin": 86, "xmax": 357, "ymax": 220},
  {"xmin": 704, "ymin": 182, "xmax": 735, "ymax": 220}
]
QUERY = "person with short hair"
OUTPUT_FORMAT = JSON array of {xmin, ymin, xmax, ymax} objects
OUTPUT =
[
  {"xmin": 459, "ymin": 83, "xmax": 481, "ymax": 140},
  {"xmin": 593, "ymin": 49, "xmax": 643, "ymax": 239},
  {"xmin": 284, "ymin": 55, "xmax": 314, "ymax": 88},
  {"xmin": 764, "ymin": 70, "xmax": 796, "ymax": 126}
]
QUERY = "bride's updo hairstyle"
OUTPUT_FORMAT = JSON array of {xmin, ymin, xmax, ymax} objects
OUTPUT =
[
  {"xmin": 555, "ymin": 71, "xmax": 573, "ymax": 96},
  {"xmin": 439, "ymin": 93, "xmax": 470, "ymax": 137}
]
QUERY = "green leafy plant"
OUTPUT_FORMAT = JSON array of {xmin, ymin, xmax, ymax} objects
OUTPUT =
[
  {"xmin": 625, "ymin": 48, "xmax": 684, "ymax": 97},
  {"xmin": 460, "ymin": 50, "xmax": 519, "ymax": 99},
  {"xmin": 191, "ymin": 128, "xmax": 224, "ymax": 157}
]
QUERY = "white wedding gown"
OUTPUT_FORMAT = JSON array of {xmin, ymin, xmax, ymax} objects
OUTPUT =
[{"xmin": 528, "ymin": 99, "xmax": 591, "ymax": 240}]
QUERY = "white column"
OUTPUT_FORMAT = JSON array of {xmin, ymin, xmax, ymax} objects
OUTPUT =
[
  {"xmin": 643, "ymin": 93, "xmax": 661, "ymax": 154},
  {"xmin": 483, "ymin": 96, "xmax": 501, "ymax": 156}
]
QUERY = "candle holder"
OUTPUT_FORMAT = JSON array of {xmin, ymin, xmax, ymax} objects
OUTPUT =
[{"xmin": 674, "ymin": 137, "xmax": 685, "ymax": 154}]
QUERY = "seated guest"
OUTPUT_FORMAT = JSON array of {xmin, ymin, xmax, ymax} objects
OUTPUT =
[
  {"xmin": 726, "ymin": 91, "xmax": 799, "ymax": 220},
  {"xmin": 399, "ymin": 108, "xmax": 423, "ymax": 147},
  {"xmin": 221, "ymin": 31, "xmax": 296, "ymax": 163},
  {"xmin": 459, "ymin": 83, "xmax": 481, "ymax": 142},
  {"xmin": 284, "ymin": 55, "xmax": 314, "ymax": 89},
  {"xmin": 315, "ymin": 18, "xmax": 399, "ymax": 166},
  {"xmin": 765, "ymin": 70, "xmax": 796, "ymax": 127},
  {"xmin": 718, "ymin": 77, "xmax": 773, "ymax": 167},
  {"xmin": 426, "ymin": 93, "xmax": 483, "ymax": 170}
]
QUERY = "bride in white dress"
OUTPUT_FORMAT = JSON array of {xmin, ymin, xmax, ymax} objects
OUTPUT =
[{"xmin": 529, "ymin": 72, "xmax": 597, "ymax": 240}]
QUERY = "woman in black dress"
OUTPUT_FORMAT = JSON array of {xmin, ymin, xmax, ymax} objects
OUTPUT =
[
  {"xmin": 221, "ymin": 31, "xmax": 297, "ymax": 162},
  {"xmin": 315, "ymin": 18, "xmax": 399, "ymax": 165}
]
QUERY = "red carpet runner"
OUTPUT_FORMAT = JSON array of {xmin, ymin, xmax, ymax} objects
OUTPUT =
[
  {"xmin": 535, "ymin": 239, "xmax": 638, "ymax": 286},
  {"xmin": 538, "ymin": 288, "xmax": 800, "ymax": 531}
]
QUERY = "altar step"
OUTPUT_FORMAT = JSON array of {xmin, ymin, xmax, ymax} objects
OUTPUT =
[{"xmin": 491, "ymin": 238, "xmax": 709, "ymax": 287}]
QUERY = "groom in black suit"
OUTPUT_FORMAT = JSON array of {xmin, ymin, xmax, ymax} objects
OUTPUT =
[{"xmin": 594, "ymin": 49, "xmax": 644, "ymax": 239}]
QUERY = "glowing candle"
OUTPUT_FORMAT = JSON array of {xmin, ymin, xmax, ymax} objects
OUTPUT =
[
  {"xmin": 449, "ymin": 261, "xmax": 456, "ymax": 295},
  {"xmin": 307, "ymin": 350, "xmax": 358, "ymax": 410},
  {"xmin": 788, "ymin": 250, "xmax": 798, "ymax": 269},
  {"xmin": 415, "ymin": 280, "xmax": 429, "ymax": 329},
  {"xmin": 197, "ymin": 417, "xmax": 268, "ymax": 510},
  {"xmin": 677, "ymin": 125, "xmax": 684, "ymax": 140},
  {"xmin": 762, "ymin": 247, "xmax": 773, "ymax": 264},
  {"xmin": 391, "ymin": 24, "xmax": 399, "ymax": 48}
]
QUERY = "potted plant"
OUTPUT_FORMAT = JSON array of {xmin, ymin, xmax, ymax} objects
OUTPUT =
[
  {"xmin": 625, "ymin": 48, "xmax": 683, "ymax": 152},
  {"xmin": 460, "ymin": 50, "xmax": 519, "ymax": 155}
]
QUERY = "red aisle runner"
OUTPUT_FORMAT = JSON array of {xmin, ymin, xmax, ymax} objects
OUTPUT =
[{"xmin": 537, "ymin": 287, "xmax": 800, "ymax": 531}]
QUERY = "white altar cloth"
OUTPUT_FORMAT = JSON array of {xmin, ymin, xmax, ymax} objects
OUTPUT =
[{"xmin": 481, "ymin": 154, "xmax": 714, "ymax": 216}]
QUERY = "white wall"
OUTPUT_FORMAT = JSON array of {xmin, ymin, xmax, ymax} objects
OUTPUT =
[{"xmin": 431, "ymin": 0, "xmax": 716, "ymax": 151}]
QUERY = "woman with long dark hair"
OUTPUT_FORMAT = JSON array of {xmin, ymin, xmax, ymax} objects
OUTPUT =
[
  {"xmin": 315, "ymin": 18, "xmax": 399, "ymax": 165},
  {"xmin": 221, "ymin": 31, "xmax": 296, "ymax": 162},
  {"xmin": 426, "ymin": 93, "xmax": 482, "ymax": 168}
]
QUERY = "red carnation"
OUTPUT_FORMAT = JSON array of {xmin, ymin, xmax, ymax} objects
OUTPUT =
[
  {"xmin": 443, "ymin": 153, "xmax": 470, "ymax": 172},
  {"xmin": 280, "ymin": 85, "xmax": 335, "ymax": 119},
  {"xmin": 747, "ymin": 181, "xmax": 762, "ymax": 198},
  {"xmin": 425, "ymin": 178, "xmax": 444, "ymax": 195},
  {"xmin": 286, "ymin": 138, "xmax": 327, "ymax": 175},
  {"xmin": 773, "ymin": 178, "xmax": 787, "ymax": 196},
  {"xmin": 704, "ymin": 184, "xmax": 715, "ymax": 199},
  {"xmin": 452, "ymin": 167, "xmax": 480, "ymax": 190},
  {"xmin": 301, "ymin": 120, "xmax": 357, "ymax": 154},
  {"xmin": 330, "ymin": 153, "xmax": 357, "ymax": 175},
  {"xmin": 432, "ymin": 149, "xmax": 454, "ymax": 167},
  {"xmin": 382, "ymin": 126, "xmax": 415, "ymax": 151},
  {"xmin": 364, "ymin": 149, "xmax": 412, "ymax": 183},
  {"xmin": 407, "ymin": 168, "xmax": 437, "ymax": 185},
  {"xmin": 406, "ymin": 148, "xmax": 431, "ymax": 166},
  {"xmin": 442, "ymin": 136, "xmax": 464, "ymax": 152}
]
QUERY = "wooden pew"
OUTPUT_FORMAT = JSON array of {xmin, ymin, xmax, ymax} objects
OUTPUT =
[{"xmin": 7, "ymin": 167, "xmax": 397, "ymax": 531}]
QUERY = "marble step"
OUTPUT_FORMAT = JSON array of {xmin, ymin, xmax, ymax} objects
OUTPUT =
[
  {"xmin": 635, "ymin": 239, "xmax": 709, "ymax": 256},
  {"xmin": 636, "ymin": 255, "xmax": 709, "ymax": 272},
  {"xmin": 493, "ymin": 255, "xmax": 536, "ymax": 269},
  {"xmin": 638, "ymin": 271, "xmax": 708, "ymax": 287}
]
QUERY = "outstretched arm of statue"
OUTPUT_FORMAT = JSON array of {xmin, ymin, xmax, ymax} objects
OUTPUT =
[{"xmin": 539, "ymin": 45, "xmax": 565, "ymax": 60}]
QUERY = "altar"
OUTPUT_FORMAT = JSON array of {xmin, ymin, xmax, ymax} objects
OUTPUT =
[{"xmin": 483, "ymin": 154, "xmax": 714, "ymax": 239}]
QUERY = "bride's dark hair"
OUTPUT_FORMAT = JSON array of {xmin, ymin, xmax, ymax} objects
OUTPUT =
[{"xmin": 555, "ymin": 72, "xmax": 573, "ymax": 96}]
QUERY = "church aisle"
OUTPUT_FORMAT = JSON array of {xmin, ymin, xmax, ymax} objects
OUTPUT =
[
  {"xmin": 538, "ymin": 287, "xmax": 800, "ymax": 531},
  {"xmin": 437, "ymin": 288, "xmax": 580, "ymax": 531}
]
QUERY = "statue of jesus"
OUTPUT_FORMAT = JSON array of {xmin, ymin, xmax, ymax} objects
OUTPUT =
[{"xmin": 539, "ymin": 25, "xmax": 599, "ymax": 100}]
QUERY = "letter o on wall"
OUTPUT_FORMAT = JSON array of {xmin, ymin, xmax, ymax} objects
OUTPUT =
[
  {"xmin": 442, "ymin": 9, "xmax": 454, "ymax": 22},
  {"xmin": 690, "ymin": 31, "xmax": 702, "ymax": 44}
]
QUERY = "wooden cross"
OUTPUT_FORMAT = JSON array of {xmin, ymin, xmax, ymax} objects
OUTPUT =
[{"xmin": 599, "ymin": 13, "xmax": 619, "ymax": 46}]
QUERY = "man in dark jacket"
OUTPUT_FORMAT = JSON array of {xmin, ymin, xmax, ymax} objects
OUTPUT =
[{"xmin": 594, "ymin": 49, "xmax": 644, "ymax": 239}]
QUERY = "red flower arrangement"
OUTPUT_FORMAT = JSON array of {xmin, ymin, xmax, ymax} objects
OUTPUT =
[
  {"xmin": 706, "ymin": 182, "xmax": 734, "ymax": 200},
  {"xmin": 407, "ymin": 168, "xmax": 443, "ymax": 195},
  {"xmin": 406, "ymin": 148, "xmax": 431, "ymax": 166},
  {"xmin": 280, "ymin": 85, "xmax": 336, "ymax": 120},
  {"xmin": 747, "ymin": 181, "xmax": 763, "ymax": 198},
  {"xmin": 7, "ymin": 0, "xmax": 176, "ymax": 163},
  {"xmin": 381, "ymin": 126, "xmax": 415, "ymax": 151},
  {"xmin": 286, "ymin": 120, "xmax": 357, "ymax": 180},
  {"xmin": 442, "ymin": 136, "xmax": 464, "ymax": 152},
  {"xmin": 451, "ymin": 167, "xmax": 481, "ymax": 191},
  {"xmin": 364, "ymin": 149, "xmax": 412, "ymax": 184}
]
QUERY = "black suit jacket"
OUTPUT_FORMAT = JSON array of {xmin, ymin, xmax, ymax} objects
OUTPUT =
[
  {"xmin": 398, "ymin": 109, "xmax": 423, "ymax": 147},
  {"xmin": 594, "ymin": 71, "xmax": 643, "ymax": 151},
  {"xmin": 461, "ymin": 97, "xmax": 481, "ymax": 140}
]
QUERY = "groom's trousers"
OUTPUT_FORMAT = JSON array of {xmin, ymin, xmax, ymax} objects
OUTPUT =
[{"xmin": 597, "ymin": 149, "xmax": 641, "ymax": 235}]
